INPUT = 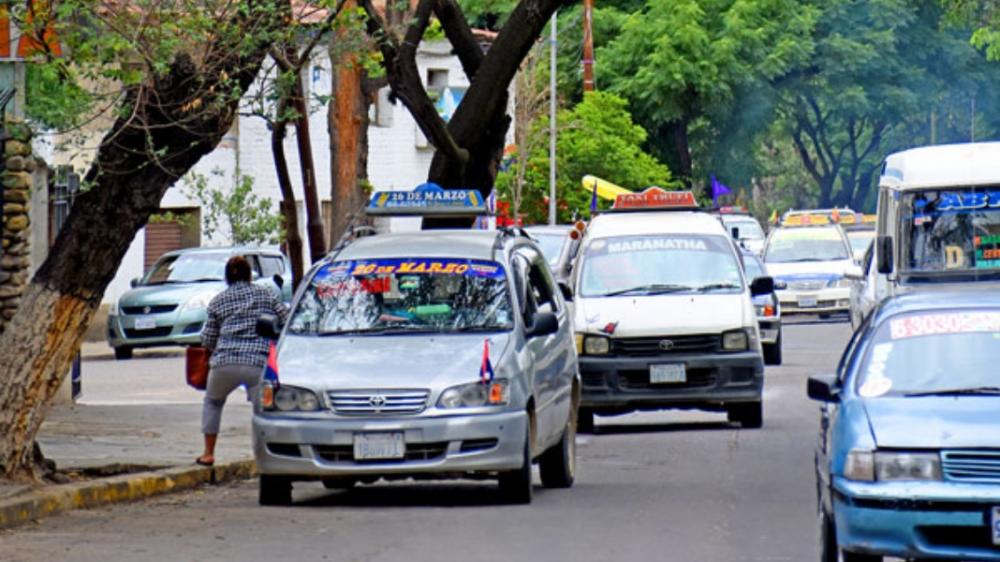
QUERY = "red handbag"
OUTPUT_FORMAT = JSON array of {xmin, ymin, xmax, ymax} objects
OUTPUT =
[{"xmin": 185, "ymin": 347, "xmax": 211, "ymax": 390}]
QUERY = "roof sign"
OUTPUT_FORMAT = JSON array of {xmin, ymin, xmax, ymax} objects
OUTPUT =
[
  {"xmin": 716, "ymin": 205, "xmax": 749, "ymax": 215},
  {"xmin": 367, "ymin": 182, "xmax": 487, "ymax": 216},
  {"xmin": 611, "ymin": 187, "xmax": 698, "ymax": 211},
  {"xmin": 781, "ymin": 214, "xmax": 830, "ymax": 227}
]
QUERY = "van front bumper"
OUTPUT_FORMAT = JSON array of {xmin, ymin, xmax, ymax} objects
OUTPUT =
[
  {"xmin": 832, "ymin": 477, "xmax": 1000, "ymax": 560},
  {"xmin": 579, "ymin": 351, "xmax": 763, "ymax": 412},
  {"xmin": 252, "ymin": 410, "xmax": 528, "ymax": 479}
]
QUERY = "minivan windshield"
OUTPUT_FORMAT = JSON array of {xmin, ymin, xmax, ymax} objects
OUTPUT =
[
  {"xmin": 722, "ymin": 217, "xmax": 764, "ymax": 240},
  {"xmin": 578, "ymin": 235, "xmax": 743, "ymax": 297},
  {"xmin": 288, "ymin": 258, "xmax": 514, "ymax": 335},
  {"xmin": 902, "ymin": 189, "xmax": 1000, "ymax": 276},
  {"xmin": 765, "ymin": 227, "xmax": 851, "ymax": 263},
  {"xmin": 856, "ymin": 309, "xmax": 1000, "ymax": 398},
  {"xmin": 530, "ymin": 233, "xmax": 568, "ymax": 267},
  {"xmin": 144, "ymin": 253, "xmax": 228, "ymax": 285}
]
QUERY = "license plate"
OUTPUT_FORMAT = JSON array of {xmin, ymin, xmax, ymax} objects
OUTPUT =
[
  {"xmin": 134, "ymin": 316, "xmax": 156, "ymax": 330},
  {"xmin": 353, "ymin": 432, "xmax": 405, "ymax": 460},
  {"xmin": 650, "ymin": 364, "xmax": 686, "ymax": 384},
  {"xmin": 798, "ymin": 295, "xmax": 819, "ymax": 308},
  {"xmin": 992, "ymin": 506, "xmax": 1000, "ymax": 545}
]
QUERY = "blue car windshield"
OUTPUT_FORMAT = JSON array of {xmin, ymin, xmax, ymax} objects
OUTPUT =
[
  {"xmin": 287, "ymin": 258, "xmax": 514, "ymax": 335},
  {"xmin": 855, "ymin": 309, "xmax": 1000, "ymax": 397},
  {"xmin": 144, "ymin": 253, "xmax": 227, "ymax": 285}
]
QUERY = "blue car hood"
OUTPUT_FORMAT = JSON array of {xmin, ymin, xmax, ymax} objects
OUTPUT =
[{"xmin": 864, "ymin": 397, "xmax": 1000, "ymax": 449}]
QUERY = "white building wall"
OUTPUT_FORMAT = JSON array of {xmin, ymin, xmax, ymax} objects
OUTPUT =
[{"xmin": 98, "ymin": 39, "xmax": 513, "ymax": 304}]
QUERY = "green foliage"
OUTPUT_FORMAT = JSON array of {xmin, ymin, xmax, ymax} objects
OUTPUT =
[
  {"xmin": 497, "ymin": 91, "xmax": 674, "ymax": 224},
  {"xmin": 184, "ymin": 170, "xmax": 283, "ymax": 246}
]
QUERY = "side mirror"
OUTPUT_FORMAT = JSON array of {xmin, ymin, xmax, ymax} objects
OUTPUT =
[
  {"xmin": 130, "ymin": 277, "xmax": 142, "ymax": 288},
  {"xmin": 558, "ymin": 282, "xmax": 573, "ymax": 302},
  {"xmin": 750, "ymin": 276, "xmax": 775, "ymax": 296},
  {"xmin": 273, "ymin": 274, "xmax": 284, "ymax": 289},
  {"xmin": 876, "ymin": 236, "xmax": 893, "ymax": 274},
  {"xmin": 844, "ymin": 264, "xmax": 864, "ymax": 281},
  {"xmin": 256, "ymin": 313, "xmax": 282, "ymax": 340},
  {"xmin": 807, "ymin": 373, "xmax": 840, "ymax": 403},
  {"xmin": 525, "ymin": 311, "xmax": 559, "ymax": 338}
]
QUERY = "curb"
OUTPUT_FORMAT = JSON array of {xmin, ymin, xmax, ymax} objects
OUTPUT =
[{"xmin": 0, "ymin": 459, "xmax": 256, "ymax": 530}]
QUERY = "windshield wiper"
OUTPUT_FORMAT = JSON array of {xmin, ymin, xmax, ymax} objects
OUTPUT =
[
  {"xmin": 316, "ymin": 326, "xmax": 440, "ymax": 337},
  {"xmin": 696, "ymin": 283, "xmax": 742, "ymax": 292},
  {"xmin": 904, "ymin": 386, "xmax": 1000, "ymax": 397},
  {"xmin": 451, "ymin": 325, "xmax": 511, "ymax": 333},
  {"xmin": 602, "ymin": 284, "xmax": 693, "ymax": 297}
]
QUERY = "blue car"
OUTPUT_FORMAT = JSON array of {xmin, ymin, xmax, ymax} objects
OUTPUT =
[{"xmin": 809, "ymin": 291, "xmax": 1000, "ymax": 561}]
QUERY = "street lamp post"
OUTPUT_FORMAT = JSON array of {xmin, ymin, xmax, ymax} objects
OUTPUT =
[{"xmin": 548, "ymin": 12, "xmax": 557, "ymax": 226}]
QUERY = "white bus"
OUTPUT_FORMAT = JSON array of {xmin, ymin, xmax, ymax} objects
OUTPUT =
[{"xmin": 856, "ymin": 142, "xmax": 1000, "ymax": 323}]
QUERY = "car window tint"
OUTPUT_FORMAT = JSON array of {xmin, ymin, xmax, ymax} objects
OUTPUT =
[
  {"xmin": 260, "ymin": 256, "xmax": 284, "ymax": 277},
  {"xmin": 520, "ymin": 247, "xmax": 559, "ymax": 315}
]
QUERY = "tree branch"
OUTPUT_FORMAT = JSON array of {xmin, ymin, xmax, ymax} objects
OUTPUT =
[
  {"xmin": 361, "ymin": 0, "xmax": 468, "ymax": 165},
  {"xmin": 433, "ymin": 0, "xmax": 484, "ymax": 78}
]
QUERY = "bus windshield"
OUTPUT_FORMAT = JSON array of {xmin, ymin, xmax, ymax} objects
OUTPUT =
[{"xmin": 901, "ymin": 188, "xmax": 1000, "ymax": 277}]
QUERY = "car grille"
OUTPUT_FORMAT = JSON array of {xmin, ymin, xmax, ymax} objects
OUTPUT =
[
  {"xmin": 920, "ymin": 525, "xmax": 997, "ymax": 550},
  {"xmin": 121, "ymin": 304, "xmax": 178, "ymax": 315},
  {"xmin": 123, "ymin": 327, "xmax": 172, "ymax": 338},
  {"xmin": 617, "ymin": 368, "xmax": 717, "ymax": 390},
  {"xmin": 611, "ymin": 335, "xmax": 719, "ymax": 356},
  {"xmin": 313, "ymin": 442, "xmax": 447, "ymax": 463},
  {"xmin": 327, "ymin": 389, "xmax": 430, "ymax": 416},
  {"xmin": 941, "ymin": 450, "xmax": 1000, "ymax": 483},
  {"xmin": 787, "ymin": 280, "xmax": 825, "ymax": 291}
]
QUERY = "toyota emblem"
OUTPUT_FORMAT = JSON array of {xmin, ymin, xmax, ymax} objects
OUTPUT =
[
  {"xmin": 658, "ymin": 339, "xmax": 675, "ymax": 351},
  {"xmin": 368, "ymin": 394, "xmax": 387, "ymax": 409},
  {"xmin": 143, "ymin": 306, "xmax": 151, "ymax": 314}
]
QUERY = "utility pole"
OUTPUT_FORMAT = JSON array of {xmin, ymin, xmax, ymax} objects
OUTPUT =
[
  {"xmin": 548, "ymin": 13, "xmax": 557, "ymax": 225},
  {"xmin": 582, "ymin": 0, "xmax": 595, "ymax": 92}
]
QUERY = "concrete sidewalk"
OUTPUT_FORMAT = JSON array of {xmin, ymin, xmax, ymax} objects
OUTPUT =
[{"xmin": 0, "ymin": 353, "xmax": 257, "ymax": 529}]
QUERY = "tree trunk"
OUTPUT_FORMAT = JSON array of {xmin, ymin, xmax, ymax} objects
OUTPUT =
[
  {"xmin": 328, "ymin": 23, "xmax": 372, "ymax": 247},
  {"xmin": 290, "ymin": 72, "xmax": 327, "ymax": 263},
  {"xmin": 0, "ymin": 37, "xmax": 274, "ymax": 479},
  {"xmin": 658, "ymin": 119, "xmax": 693, "ymax": 190},
  {"xmin": 270, "ymin": 99, "xmax": 305, "ymax": 289}
]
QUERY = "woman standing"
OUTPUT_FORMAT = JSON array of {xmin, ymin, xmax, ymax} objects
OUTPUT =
[{"xmin": 196, "ymin": 256, "xmax": 288, "ymax": 466}]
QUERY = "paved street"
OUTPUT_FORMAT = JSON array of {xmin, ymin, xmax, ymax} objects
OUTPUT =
[{"xmin": 4, "ymin": 320, "xmax": 850, "ymax": 562}]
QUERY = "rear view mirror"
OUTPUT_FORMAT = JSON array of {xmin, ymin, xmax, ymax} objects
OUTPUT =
[
  {"xmin": 256, "ymin": 313, "xmax": 281, "ymax": 340},
  {"xmin": 558, "ymin": 282, "xmax": 573, "ymax": 302},
  {"xmin": 807, "ymin": 374, "xmax": 840, "ymax": 403},
  {"xmin": 876, "ymin": 236, "xmax": 893, "ymax": 274},
  {"xmin": 749, "ymin": 276, "xmax": 775, "ymax": 296},
  {"xmin": 130, "ymin": 277, "xmax": 142, "ymax": 288},
  {"xmin": 731, "ymin": 226, "xmax": 740, "ymax": 240},
  {"xmin": 273, "ymin": 274, "xmax": 284, "ymax": 289},
  {"xmin": 844, "ymin": 264, "xmax": 864, "ymax": 281},
  {"xmin": 525, "ymin": 311, "xmax": 559, "ymax": 338}
]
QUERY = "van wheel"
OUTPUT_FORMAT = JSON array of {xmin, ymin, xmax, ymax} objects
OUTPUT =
[
  {"xmin": 259, "ymin": 475, "xmax": 292, "ymax": 506},
  {"xmin": 497, "ymin": 427, "xmax": 532, "ymax": 504},
  {"xmin": 114, "ymin": 346, "xmax": 133, "ymax": 360},
  {"xmin": 727, "ymin": 401, "xmax": 763, "ymax": 429},
  {"xmin": 763, "ymin": 334, "xmax": 782, "ymax": 366},
  {"xmin": 540, "ymin": 412, "xmax": 576, "ymax": 488},
  {"xmin": 578, "ymin": 407, "xmax": 595, "ymax": 434}
]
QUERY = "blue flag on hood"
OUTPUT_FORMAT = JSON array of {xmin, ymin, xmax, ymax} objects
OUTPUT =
[
  {"xmin": 590, "ymin": 178, "xmax": 599, "ymax": 214},
  {"xmin": 710, "ymin": 175, "xmax": 732, "ymax": 205}
]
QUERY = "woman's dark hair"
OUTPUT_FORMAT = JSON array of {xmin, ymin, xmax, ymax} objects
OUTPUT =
[{"xmin": 225, "ymin": 256, "xmax": 253, "ymax": 285}]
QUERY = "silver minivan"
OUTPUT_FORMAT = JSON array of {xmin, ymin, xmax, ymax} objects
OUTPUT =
[{"xmin": 253, "ymin": 229, "xmax": 580, "ymax": 505}]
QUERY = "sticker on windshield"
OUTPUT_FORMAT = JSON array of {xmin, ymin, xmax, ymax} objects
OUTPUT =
[
  {"xmin": 586, "ymin": 235, "xmax": 728, "ymax": 256},
  {"xmin": 315, "ymin": 258, "xmax": 504, "ymax": 281},
  {"xmin": 889, "ymin": 312, "xmax": 1000, "ymax": 339},
  {"xmin": 860, "ymin": 343, "xmax": 894, "ymax": 398}
]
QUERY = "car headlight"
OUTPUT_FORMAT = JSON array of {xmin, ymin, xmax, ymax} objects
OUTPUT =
[
  {"xmin": 438, "ymin": 380, "xmax": 509, "ymax": 408},
  {"xmin": 582, "ymin": 335, "xmax": 610, "ymax": 355},
  {"xmin": 754, "ymin": 304, "xmax": 776, "ymax": 317},
  {"xmin": 875, "ymin": 452, "xmax": 942, "ymax": 481},
  {"xmin": 722, "ymin": 329, "xmax": 750, "ymax": 351},
  {"xmin": 844, "ymin": 449, "xmax": 875, "ymax": 481},
  {"xmin": 181, "ymin": 292, "xmax": 216, "ymax": 312},
  {"xmin": 262, "ymin": 384, "xmax": 321, "ymax": 412},
  {"xmin": 828, "ymin": 277, "xmax": 851, "ymax": 288}
]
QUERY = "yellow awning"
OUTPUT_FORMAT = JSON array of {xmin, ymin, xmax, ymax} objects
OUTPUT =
[{"xmin": 581, "ymin": 175, "xmax": 633, "ymax": 201}]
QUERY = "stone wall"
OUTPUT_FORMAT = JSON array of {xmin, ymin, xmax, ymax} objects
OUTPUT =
[{"xmin": 0, "ymin": 122, "xmax": 35, "ymax": 335}]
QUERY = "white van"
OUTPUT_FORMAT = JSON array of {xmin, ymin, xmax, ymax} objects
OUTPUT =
[
  {"xmin": 853, "ymin": 142, "xmax": 1000, "ymax": 323},
  {"xmin": 570, "ymin": 189, "xmax": 773, "ymax": 431}
]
